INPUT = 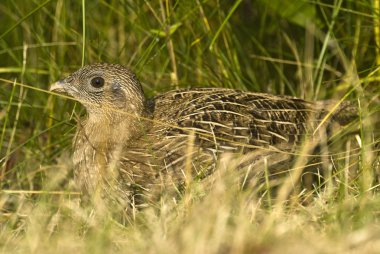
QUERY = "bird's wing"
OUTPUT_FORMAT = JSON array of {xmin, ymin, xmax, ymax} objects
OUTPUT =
[{"xmin": 152, "ymin": 88, "xmax": 320, "ymax": 152}]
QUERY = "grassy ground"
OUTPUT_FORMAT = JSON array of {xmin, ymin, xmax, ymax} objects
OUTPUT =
[{"xmin": 1, "ymin": 0, "xmax": 380, "ymax": 253}]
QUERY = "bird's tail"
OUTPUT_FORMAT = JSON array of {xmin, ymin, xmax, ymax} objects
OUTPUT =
[{"xmin": 315, "ymin": 100, "xmax": 358, "ymax": 126}]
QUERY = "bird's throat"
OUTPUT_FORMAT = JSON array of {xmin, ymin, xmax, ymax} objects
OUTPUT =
[{"xmin": 82, "ymin": 112, "xmax": 143, "ymax": 150}]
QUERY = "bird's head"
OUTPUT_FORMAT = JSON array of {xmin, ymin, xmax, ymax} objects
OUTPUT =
[{"xmin": 50, "ymin": 63, "xmax": 146, "ymax": 120}]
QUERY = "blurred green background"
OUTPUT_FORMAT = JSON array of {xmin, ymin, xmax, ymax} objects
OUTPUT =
[
  {"xmin": 1, "ymin": 0, "xmax": 378, "ymax": 214},
  {"xmin": 1, "ymin": 1, "xmax": 380, "ymax": 253},
  {"xmin": 1, "ymin": 0, "xmax": 378, "ymax": 210}
]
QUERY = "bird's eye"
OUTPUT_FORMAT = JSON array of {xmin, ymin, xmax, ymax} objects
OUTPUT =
[{"xmin": 90, "ymin": 77, "xmax": 105, "ymax": 88}]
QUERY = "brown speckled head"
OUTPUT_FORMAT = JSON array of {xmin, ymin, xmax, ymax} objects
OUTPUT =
[{"xmin": 50, "ymin": 63, "xmax": 145, "ymax": 116}]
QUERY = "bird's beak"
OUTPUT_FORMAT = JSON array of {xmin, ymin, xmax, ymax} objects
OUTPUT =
[
  {"xmin": 49, "ymin": 79, "xmax": 78, "ymax": 97},
  {"xmin": 50, "ymin": 79, "xmax": 68, "ymax": 94}
]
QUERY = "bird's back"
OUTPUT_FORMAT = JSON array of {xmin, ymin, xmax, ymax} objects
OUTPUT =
[
  {"xmin": 151, "ymin": 88, "xmax": 329, "ymax": 150},
  {"xmin": 119, "ymin": 88, "xmax": 357, "ymax": 193}
]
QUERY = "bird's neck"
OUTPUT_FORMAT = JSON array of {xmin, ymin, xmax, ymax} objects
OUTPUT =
[{"xmin": 81, "ymin": 110, "xmax": 145, "ymax": 151}]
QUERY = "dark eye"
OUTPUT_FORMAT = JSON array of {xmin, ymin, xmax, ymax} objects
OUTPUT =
[{"xmin": 90, "ymin": 77, "xmax": 104, "ymax": 88}]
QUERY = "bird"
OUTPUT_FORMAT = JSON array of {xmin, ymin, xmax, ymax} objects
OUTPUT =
[{"xmin": 50, "ymin": 63, "xmax": 357, "ymax": 210}]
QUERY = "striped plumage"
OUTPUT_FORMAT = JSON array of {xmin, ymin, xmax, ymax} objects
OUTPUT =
[{"xmin": 50, "ymin": 63, "xmax": 356, "ymax": 208}]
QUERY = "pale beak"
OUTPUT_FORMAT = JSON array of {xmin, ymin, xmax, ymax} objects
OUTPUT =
[
  {"xmin": 50, "ymin": 79, "xmax": 78, "ymax": 96},
  {"xmin": 50, "ymin": 80, "xmax": 68, "ymax": 93}
]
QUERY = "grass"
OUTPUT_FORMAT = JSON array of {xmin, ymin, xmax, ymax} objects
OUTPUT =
[{"xmin": 1, "ymin": 0, "xmax": 380, "ymax": 253}]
